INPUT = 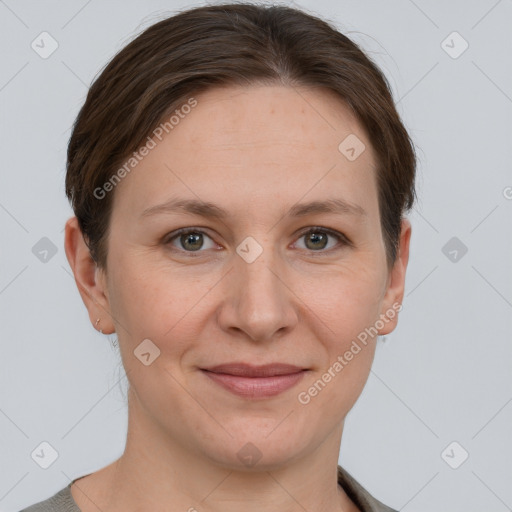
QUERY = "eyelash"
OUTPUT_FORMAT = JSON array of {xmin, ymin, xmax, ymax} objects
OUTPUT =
[{"xmin": 163, "ymin": 226, "xmax": 352, "ymax": 256}]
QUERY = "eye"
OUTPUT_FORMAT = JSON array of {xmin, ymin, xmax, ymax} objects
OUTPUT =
[
  {"xmin": 165, "ymin": 228, "xmax": 217, "ymax": 253},
  {"xmin": 164, "ymin": 226, "xmax": 351, "ymax": 256},
  {"xmin": 294, "ymin": 227, "xmax": 349, "ymax": 253}
]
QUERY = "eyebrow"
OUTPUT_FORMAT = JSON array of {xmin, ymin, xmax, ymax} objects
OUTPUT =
[{"xmin": 140, "ymin": 197, "xmax": 367, "ymax": 219}]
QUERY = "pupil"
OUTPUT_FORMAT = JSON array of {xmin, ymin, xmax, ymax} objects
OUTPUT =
[
  {"xmin": 182, "ymin": 233, "xmax": 202, "ymax": 251},
  {"xmin": 307, "ymin": 232, "xmax": 327, "ymax": 250}
]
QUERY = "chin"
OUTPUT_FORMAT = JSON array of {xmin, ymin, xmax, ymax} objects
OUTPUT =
[
  {"xmin": 207, "ymin": 445, "xmax": 301, "ymax": 473},
  {"xmin": 196, "ymin": 420, "xmax": 310, "ymax": 472}
]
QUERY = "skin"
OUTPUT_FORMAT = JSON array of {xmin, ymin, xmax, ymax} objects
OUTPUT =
[{"xmin": 64, "ymin": 84, "xmax": 411, "ymax": 512}]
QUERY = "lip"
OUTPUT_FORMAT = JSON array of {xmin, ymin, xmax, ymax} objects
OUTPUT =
[{"xmin": 201, "ymin": 363, "xmax": 308, "ymax": 399}]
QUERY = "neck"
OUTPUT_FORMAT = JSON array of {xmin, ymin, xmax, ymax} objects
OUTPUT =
[{"xmin": 72, "ymin": 387, "xmax": 359, "ymax": 512}]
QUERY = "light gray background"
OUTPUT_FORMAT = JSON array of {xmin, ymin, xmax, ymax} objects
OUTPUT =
[{"xmin": 1, "ymin": 1, "xmax": 511, "ymax": 511}]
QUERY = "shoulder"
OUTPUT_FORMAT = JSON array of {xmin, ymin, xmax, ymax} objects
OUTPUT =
[
  {"xmin": 337, "ymin": 465, "xmax": 398, "ymax": 512},
  {"xmin": 19, "ymin": 483, "xmax": 81, "ymax": 512}
]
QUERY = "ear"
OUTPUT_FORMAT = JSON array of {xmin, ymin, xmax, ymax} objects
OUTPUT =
[
  {"xmin": 64, "ymin": 216, "xmax": 115, "ymax": 335},
  {"xmin": 377, "ymin": 218, "xmax": 412, "ymax": 335}
]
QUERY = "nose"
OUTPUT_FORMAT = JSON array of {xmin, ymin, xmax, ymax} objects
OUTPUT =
[{"xmin": 216, "ymin": 240, "xmax": 299, "ymax": 343}]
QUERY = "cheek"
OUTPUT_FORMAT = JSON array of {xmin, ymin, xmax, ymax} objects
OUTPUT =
[
  {"xmin": 294, "ymin": 313, "xmax": 377, "ymax": 438},
  {"xmin": 108, "ymin": 253, "xmax": 185, "ymax": 324},
  {"xmin": 296, "ymin": 263, "xmax": 383, "ymax": 403},
  {"xmin": 107, "ymin": 257, "xmax": 214, "ymax": 369},
  {"xmin": 299, "ymin": 346, "xmax": 376, "ymax": 428},
  {"xmin": 300, "ymin": 259, "xmax": 386, "ymax": 334}
]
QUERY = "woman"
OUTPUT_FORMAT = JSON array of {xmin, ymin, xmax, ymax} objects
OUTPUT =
[{"xmin": 22, "ymin": 3, "xmax": 415, "ymax": 511}]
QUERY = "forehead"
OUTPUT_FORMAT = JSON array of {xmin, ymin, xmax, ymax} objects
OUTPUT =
[
  {"xmin": 182, "ymin": 84, "xmax": 369, "ymax": 154},
  {"xmin": 111, "ymin": 84, "xmax": 378, "ymax": 219}
]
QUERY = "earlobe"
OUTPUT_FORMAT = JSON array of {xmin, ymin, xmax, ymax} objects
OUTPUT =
[
  {"xmin": 64, "ymin": 216, "xmax": 115, "ymax": 334},
  {"xmin": 377, "ymin": 218, "xmax": 412, "ymax": 336}
]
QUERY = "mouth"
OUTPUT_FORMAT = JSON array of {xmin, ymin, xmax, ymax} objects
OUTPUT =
[{"xmin": 200, "ymin": 363, "xmax": 308, "ymax": 399}]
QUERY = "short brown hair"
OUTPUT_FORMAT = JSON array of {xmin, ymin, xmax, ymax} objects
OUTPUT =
[{"xmin": 65, "ymin": 2, "xmax": 417, "ymax": 270}]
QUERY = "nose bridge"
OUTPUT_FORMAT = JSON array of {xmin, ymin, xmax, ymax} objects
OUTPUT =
[
  {"xmin": 236, "ymin": 233, "xmax": 282, "ymax": 305},
  {"xmin": 219, "ymin": 233, "xmax": 297, "ymax": 341},
  {"xmin": 238, "ymin": 236, "xmax": 278, "ymax": 289}
]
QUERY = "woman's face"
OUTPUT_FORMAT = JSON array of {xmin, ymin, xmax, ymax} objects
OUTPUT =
[{"xmin": 86, "ymin": 85, "xmax": 410, "ymax": 468}]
